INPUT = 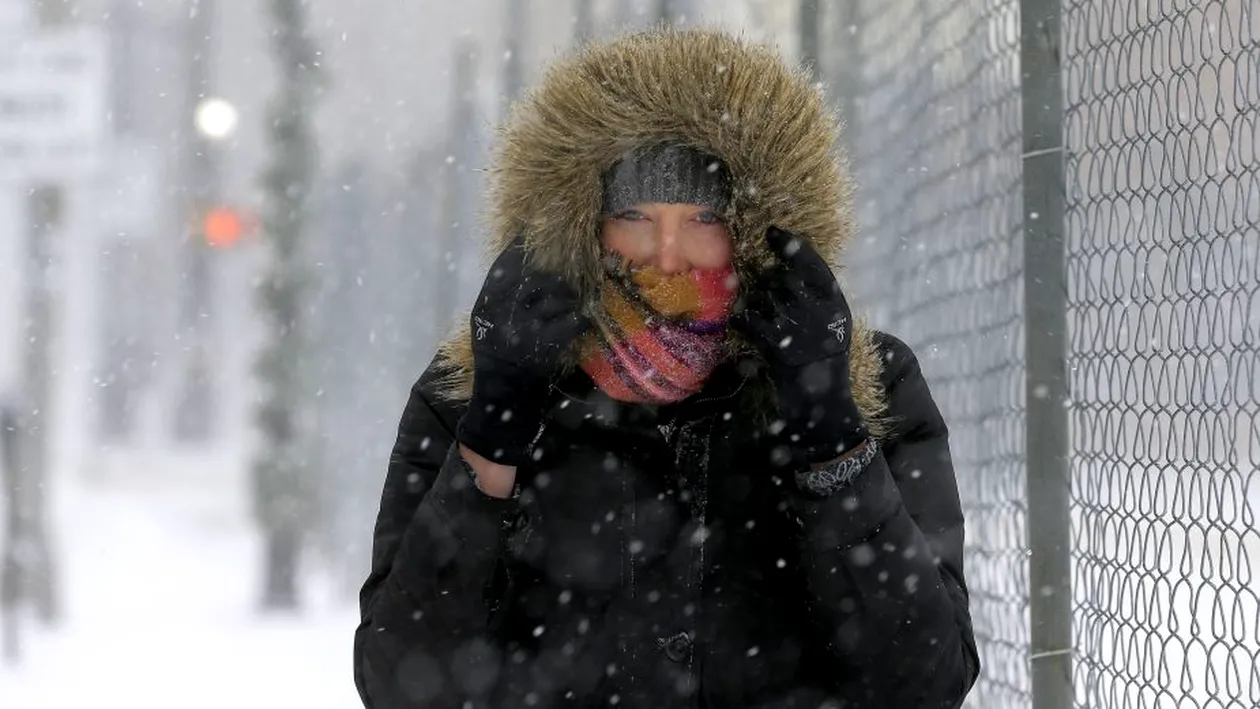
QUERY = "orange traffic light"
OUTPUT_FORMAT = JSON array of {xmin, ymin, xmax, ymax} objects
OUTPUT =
[{"xmin": 204, "ymin": 208, "xmax": 245, "ymax": 248}]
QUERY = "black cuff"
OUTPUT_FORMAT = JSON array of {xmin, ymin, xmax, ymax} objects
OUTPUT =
[
  {"xmin": 795, "ymin": 439, "xmax": 880, "ymax": 497},
  {"xmin": 789, "ymin": 452, "xmax": 900, "ymax": 552}
]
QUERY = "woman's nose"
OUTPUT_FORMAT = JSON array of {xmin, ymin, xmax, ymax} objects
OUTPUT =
[{"xmin": 654, "ymin": 223, "xmax": 687, "ymax": 275}]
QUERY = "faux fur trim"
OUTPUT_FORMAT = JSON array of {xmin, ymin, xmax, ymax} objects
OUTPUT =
[{"xmin": 433, "ymin": 28, "xmax": 888, "ymax": 435}]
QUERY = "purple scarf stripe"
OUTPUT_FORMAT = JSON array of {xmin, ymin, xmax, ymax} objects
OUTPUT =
[
  {"xmin": 607, "ymin": 346, "xmax": 690, "ymax": 400},
  {"xmin": 682, "ymin": 318, "xmax": 727, "ymax": 335},
  {"xmin": 648, "ymin": 321, "xmax": 722, "ymax": 371}
]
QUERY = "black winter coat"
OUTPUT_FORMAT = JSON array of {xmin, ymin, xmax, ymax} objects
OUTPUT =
[{"xmin": 354, "ymin": 332, "xmax": 979, "ymax": 708}]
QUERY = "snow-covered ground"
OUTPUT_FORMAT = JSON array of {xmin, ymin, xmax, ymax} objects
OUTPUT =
[{"xmin": 0, "ymin": 466, "xmax": 361, "ymax": 709}]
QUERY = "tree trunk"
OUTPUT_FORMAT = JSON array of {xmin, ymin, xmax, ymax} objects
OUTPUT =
[
  {"xmin": 260, "ymin": 527, "xmax": 302, "ymax": 611},
  {"xmin": 255, "ymin": 0, "xmax": 322, "ymax": 613}
]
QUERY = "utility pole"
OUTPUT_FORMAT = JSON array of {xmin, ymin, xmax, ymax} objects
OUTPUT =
[{"xmin": 174, "ymin": 0, "xmax": 219, "ymax": 443}]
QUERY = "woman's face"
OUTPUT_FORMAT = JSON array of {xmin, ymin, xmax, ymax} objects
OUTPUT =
[{"xmin": 600, "ymin": 202, "xmax": 733, "ymax": 274}]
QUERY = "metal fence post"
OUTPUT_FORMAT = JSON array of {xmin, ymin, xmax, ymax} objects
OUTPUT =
[{"xmin": 1020, "ymin": 0, "xmax": 1072, "ymax": 707}]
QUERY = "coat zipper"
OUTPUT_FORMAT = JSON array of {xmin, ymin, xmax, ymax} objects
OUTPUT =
[{"xmin": 673, "ymin": 416, "xmax": 714, "ymax": 698}]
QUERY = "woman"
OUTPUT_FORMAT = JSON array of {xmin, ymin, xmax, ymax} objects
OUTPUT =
[{"xmin": 354, "ymin": 29, "xmax": 979, "ymax": 708}]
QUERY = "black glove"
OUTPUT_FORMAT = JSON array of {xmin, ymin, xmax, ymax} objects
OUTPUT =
[
  {"xmin": 457, "ymin": 236, "xmax": 588, "ymax": 465},
  {"xmin": 737, "ymin": 227, "xmax": 869, "ymax": 463}
]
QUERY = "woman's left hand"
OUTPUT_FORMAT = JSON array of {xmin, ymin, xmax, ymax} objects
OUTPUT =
[{"xmin": 736, "ymin": 227, "xmax": 869, "ymax": 463}]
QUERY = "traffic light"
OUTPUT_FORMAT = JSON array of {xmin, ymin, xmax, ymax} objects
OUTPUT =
[{"xmin": 203, "ymin": 207, "xmax": 247, "ymax": 248}]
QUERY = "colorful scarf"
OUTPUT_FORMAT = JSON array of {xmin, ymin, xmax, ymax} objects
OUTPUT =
[{"xmin": 578, "ymin": 261, "xmax": 738, "ymax": 404}]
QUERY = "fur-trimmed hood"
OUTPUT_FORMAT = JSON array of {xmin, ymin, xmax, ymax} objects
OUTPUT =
[{"xmin": 436, "ymin": 28, "xmax": 887, "ymax": 429}]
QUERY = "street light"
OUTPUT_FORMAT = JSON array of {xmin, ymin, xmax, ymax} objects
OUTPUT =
[{"xmin": 195, "ymin": 97, "xmax": 238, "ymax": 140}]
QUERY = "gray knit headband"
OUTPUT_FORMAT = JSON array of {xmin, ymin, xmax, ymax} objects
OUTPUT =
[{"xmin": 601, "ymin": 144, "xmax": 731, "ymax": 216}]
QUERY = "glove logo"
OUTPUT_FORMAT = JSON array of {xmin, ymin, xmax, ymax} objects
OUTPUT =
[
  {"xmin": 474, "ymin": 316, "xmax": 495, "ymax": 341},
  {"xmin": 827, "ymin": 316, "xmax": 848, "ymax": 343}
]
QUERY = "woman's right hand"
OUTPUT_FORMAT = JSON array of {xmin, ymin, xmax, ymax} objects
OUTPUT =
[{"xmin": 456, "ymin": 236, "xmax": 588, "ymax": 468}]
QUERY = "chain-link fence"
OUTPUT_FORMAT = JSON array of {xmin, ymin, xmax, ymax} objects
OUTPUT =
[{"xmin": 827, "ymin": 0, "xmax": 1260, "ymax": 707}]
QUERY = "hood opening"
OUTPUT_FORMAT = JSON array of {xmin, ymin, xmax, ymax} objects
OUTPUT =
[{"xmin": 435, "ymin": 27, "xmax": 887, "ymax": 433}]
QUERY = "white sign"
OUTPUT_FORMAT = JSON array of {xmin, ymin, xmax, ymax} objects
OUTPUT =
[{"xmin": 0, "ymin": 26, "xmax": 108, "ymax": 181}]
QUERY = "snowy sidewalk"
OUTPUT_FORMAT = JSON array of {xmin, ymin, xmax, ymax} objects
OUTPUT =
[{"xmin": 0, "ymin": 480, "xmax": 361, "ymax": 709}]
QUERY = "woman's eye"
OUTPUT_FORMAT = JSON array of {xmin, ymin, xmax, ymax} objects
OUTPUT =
[
  {"xmin": 616, "ymin": 210, "xmax": 646, "ymax": 221},
  {"xmin": 695, "ymin": 211, "xmax": 721, "ymax": 225}
]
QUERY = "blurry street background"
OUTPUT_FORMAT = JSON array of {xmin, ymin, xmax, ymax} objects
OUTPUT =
[{"xmin": 0, "ymin": 1, "xmax": 1256, "ymax": 708}]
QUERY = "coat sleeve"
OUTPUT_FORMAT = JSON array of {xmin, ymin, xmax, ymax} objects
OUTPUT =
[
  {"xmin": 788, "ymin": 333, "xmax": 980, "ymax": 708},
  {"xmin": 353, "ymin": 360, "xmax": 518, "ymax": 709}
]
